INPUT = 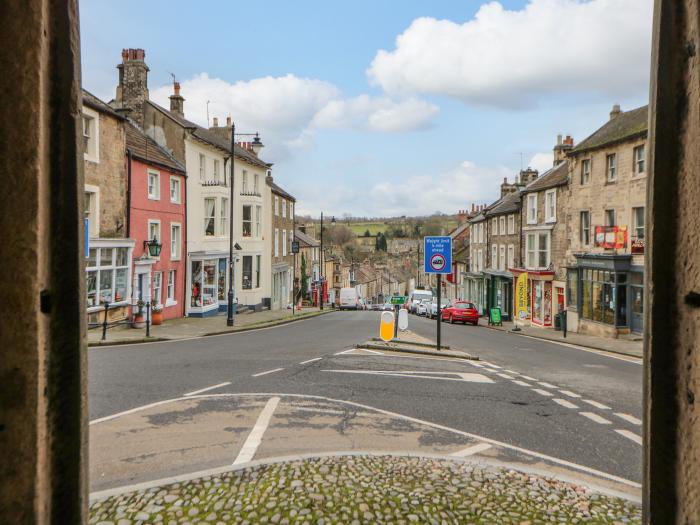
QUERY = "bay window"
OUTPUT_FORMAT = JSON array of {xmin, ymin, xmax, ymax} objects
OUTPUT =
[{"xmin": 86, "ymin": 246, "xmax": 130, "ymax": 308}]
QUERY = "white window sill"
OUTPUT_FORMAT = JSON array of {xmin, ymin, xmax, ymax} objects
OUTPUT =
[
  {"xmin": 165, "ymin": 299, "xmax": 177, "ymax": 307},
  {"xmin": 148, "ymin": 195, "xmax": 160, "ymax": 201},
  {"xmin": 87, "ymin": 300, "xmax": 129, "ymax": 313}
]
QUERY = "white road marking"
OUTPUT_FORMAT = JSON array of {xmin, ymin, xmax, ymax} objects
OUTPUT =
[
  {"xmin": 335, "ymin": 349, "xmax": 357, "ymax": 355},
  {"xmin": 482, "ymin": 362, "xmax": 502, "ymax": 369},
  {"xmin": 532, "ymin": 388, "xmax": 553, "ymax": 397},
  {"xmin": 615, "ymin": 429, "xmax": 643, "ymax": 445},
  {"xmin": 520, "ymin": 375, "xmax": 537, "ymax": 381},
  {"xmin": 538, "ymin": 382, "xmax": 558, "ymax": 389},
  {"xmin": 505, "ymin": 369, "xmax": 518, "ymax": 374},
  {"xmin": 580, "ymin": 412, "xmax": 612, "ymax": 425},
  {"xmin": 583, "ymin": 399, "xmax": 611, "ymax": 410},
  {"xmin": 451, "ymin": 442, "xmax": 493, "ymax": 457},
  {"xmin": 497, "ymin": 373, "xmax": 514, "ymax": 380},
  {"xmin": 553, "ymin": 398, "xmax": 579, "ymax": 409},
  {"xmin": 361, "ymin": 348, "xmax": 384, "ymax": 355},
  {"xmin": 299, "ymin": 357, "xmax": 322, "ymax": 365},
  {"xmin": 183, "ymin": 382, "xmax": 231, "ymax": 397},
  {"xmin": 233, "ymin": 397, "xmax": 280, "ymax": 465},
  {"xmin": 511, "ymin": 380, "xmax": 530, "ymax": 387},
  {"xmin": 90, "ymin": 392, "xmax": 641, "ymax": 489},
  {"xmin": 252, "ymin": 368, "xmax": 284, "ymax": 377},
  {"xmin": 615, "ymin": 413, "xmax": 642, "ymax": 425},
  {"xmin": 559, "ymin": 390, "xmax": 581, "ymax": 398},
  {"xmin": 322, "ymin": 369, "xmax": 494, "ymax": 383}
]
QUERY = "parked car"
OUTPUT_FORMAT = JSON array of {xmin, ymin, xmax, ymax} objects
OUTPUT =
[
  {"xmin": 416, "ymin": 299, "xmax": 431, "ymax": 316},
  {"xmin": 408, "ymin": 289, "xmax": 433, "ymax": 313},
  {"xmin": 382, "ymin": 302, "xmax": 394, "ymax": 311},
  {"xmin": 440, "ymin": 301, "xmax": 480, "ymax": 325},
  {"xmin": 428, "ymin": 298, "xmax": 451, "ymax": 319}
]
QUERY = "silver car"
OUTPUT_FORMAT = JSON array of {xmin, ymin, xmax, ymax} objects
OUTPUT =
[
  {"xmin": 428, "ymin": 298, "xmax": 451, "ymax": 319},
  {"xmin": 416, "ymin": 299, "xmax": 431, "ymax": 316}
]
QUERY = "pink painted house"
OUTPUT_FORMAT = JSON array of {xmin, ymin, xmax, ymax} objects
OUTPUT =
[{"xmin": 126, "ymin": 121, "xmax": 187, "ymax": 320}]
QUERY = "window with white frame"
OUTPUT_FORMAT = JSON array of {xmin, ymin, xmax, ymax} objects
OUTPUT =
[
  {"xmin": 499, "ymin": 245, "xmax": 506, "ymax": 271},
  {"xmin": 527, "ymin": 194, "xmax": 537, "ymax": 224},
  {"xmin": 634, "ymin": 145, "xmax": 645, "ymax": 175},
  {"xmin": 242, "ymin": 205, "xmax": 252, "ymax": 237},
  {"xmin": 199, "ymin": 154, "xmax": 206, "ymax": 181},
  {"xmin": 82, "ymin": 108, "xmax": 99, "ymax": 161},
  {"xmin": 479, "ymin": 223, "xmax": 484, "ymax": 243},
  {"xmin": 213, "ymin": 159, "xmax": 220, "ymax": 183},
  {"xmin": 491, "ymin": 244, "xmax": 497, "ymax": 268},
  {"xmin": 580, "ymin": 211, "xmax": 590, "ymax": 245},
  {"xmin": 86, "ymin": 246, "xmax": 130, "ymax": 308},
  {"xmin": 220, "ymin": 197, "xmax": 229, "ymax": 235},
  {"xmin": 242, "ymin": 170, "xmax": 248, "ymax": 193},
  {"xmin": 84, "ymin": 187, "xmax": 100, "ymax": 238},
  {"xmin": 148, "ymin": 220, "xmax": 161, "ymax": 244},
  {"xmin": 275, "ymin": 196, "xmax": 279, "ymax": 216},
  {"xmin": 545, "ymin": 190, "xmax": 556, "ymax": 223},
  {"xmin": 254, "ymin": 173, "xmax": 259, "ymax": 194},
  {"xmin": 170, "ymin": 224, "xmax": 181, "ymax": 260},
  {"xmin": 633, "ymin": 207, "xmax": 645, "ymax": 239},
  {"xmin": 169, "ymin": 176, "xmax": 181, "ymax": 203},
  {"xmin": 477, "ymin": 249, "xmax": 483, "ymax": 271},
  {"xmin": 167, "ymin": 270, "xmax": 176, "ymax": 302},
  {"xmin": 606, "ymin": 153, "xmax": 617, "ymax": 182},
  {"xmin": 526, "ymin": 232, "xmax": 550, "ymax": 269},
  {"xmin": 283, "ymin": 230, "xmax": 288, "ymax": 256},
  {"xmin": 152, "ymin": 271, "xmax": 162, "ymax": 306},
  {"xmin": 274, "ymin": 229, "xmax": 279, "ymax": 257},
  {"xmin": 147, "ymin": 171, "xmax": 160, "ymax": 200},
  {"xmin": 581, "ymin": 159, "xmax": 591, "ymax": 184},
  {"xmin": 204, "ymin": 198, "xmax": 216, "ymax": 236},
  {"xmin": 491, "ymin": 218, "xmax": 498, "ymax": 235},
  {"xmin": 507, "ymin": 244, "xmax": 514, "ymax": 269},
  {"xmin": 499, "ymin": 216, "xmax": 505, "ymax": 235},
  {"xmin": 282, "ymin": 199, "xmax": 287, "ymax": 219},
  {"xmin": 507, "ymin": 215, "xmax": 515, "ymax": 234},
  {"xmin": 255, "ymin": 205, "xmax": 262, "ymax": 237}
]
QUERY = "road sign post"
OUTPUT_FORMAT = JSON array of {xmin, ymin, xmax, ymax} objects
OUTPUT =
[{"xmin": 424, "ymin": 236, "xmax": 452, "ymax": 352}]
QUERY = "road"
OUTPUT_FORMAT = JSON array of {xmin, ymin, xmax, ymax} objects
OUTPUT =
[{"xmin": 88, "ymin": 310, "xmax": 642, "ymax": 496}]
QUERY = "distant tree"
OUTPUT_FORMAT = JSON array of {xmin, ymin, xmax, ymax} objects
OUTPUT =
[
  {"xmin": 376, "ymin": 232, "xmax": 388, "ymax": 251},
  {"xmin": 423, "ymin": 216, "xmax": 444, "ymax": 236},
  {"xmin": 300, "ymin": 253, "xmax": 308, "ymax": 300},
  {"xmin": 327, "ymin": 225, "xmax": 355, "ymax": 246},
  {"xmin": 364, "ymin": 229, "xmax": 371, "ymax": 237}
]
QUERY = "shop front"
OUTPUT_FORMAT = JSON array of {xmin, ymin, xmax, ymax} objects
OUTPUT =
[
  {"xmin": 571, "ymin": 254, "xmax": 643, "ymax": 337},
  {"xmin": 464, "ymin": 272, "xmax": 487, "ymax": 315},
  {"xmin": 86, "ymin": 239, "xmax": 135, "ymax": 324},
  {"xmin": 510, "ymin": 268, "xmax": 555, "ymax": 328},
  {"xmin": 186, "ymin": 251, "xmax": 230, "ymax": 317},
  {"xmin": 272, "ymin": 263, "xmax": 291, "ymax": 310},
  {"xmin": 484, "ymin": 270, "xmax": 513, "ymax": 320}
]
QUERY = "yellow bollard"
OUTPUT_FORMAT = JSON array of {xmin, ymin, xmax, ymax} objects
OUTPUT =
[{"xmin": 380, "ymin": 311, "xmax": 395, "ymax": 342}]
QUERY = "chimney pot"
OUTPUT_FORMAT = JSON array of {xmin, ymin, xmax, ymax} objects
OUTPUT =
[
  {"xmin": 174, "ymin": 81, "xmax": 180, "ymax": 96},
  {"xmin": 557, "ymin": 134, "xmax": 562, "ymax": 145},
  {"xmin": 213, "ymin": 117, "xmax": 218, "ymax": 127}
]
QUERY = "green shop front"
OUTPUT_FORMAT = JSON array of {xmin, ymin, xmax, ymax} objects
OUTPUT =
[
  {"xmin": 570, "ymin": 254, "xmax": 644, "ymax": 337},
  {"xmin": 464, "ymin": 271, "xmax": 487, "ymax": 315},
  {"xmin": 484, "ymin": 269, "xmax": 513, "ymax": 321}
]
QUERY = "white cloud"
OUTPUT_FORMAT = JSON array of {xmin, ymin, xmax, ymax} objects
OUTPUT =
[
  {"xmin": 367, "ymin": 0, "xmax": 653, "ymax": 107},
  {"xmin": 528, "ymin": 152, "xmax": 554, "ymax": 173},
  {"xmin": 295, "ymin": 160, "xmax": 510, "ymax": 217},
  {"xmin": 151, "ymin": 73, "xmax": 438, "ymax": 160}
]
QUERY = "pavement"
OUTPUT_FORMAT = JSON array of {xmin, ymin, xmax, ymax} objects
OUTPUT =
[
  {"xmin": 477, "ymin": 317, "xmax": 643, "ymax": 359},
  {"xmin": 87, "ymin": 307, "xmax": 327, "ymax": 346},
  {"xmin": 89, "ymin": 311, "xmax": 643, "ymax": 502}
]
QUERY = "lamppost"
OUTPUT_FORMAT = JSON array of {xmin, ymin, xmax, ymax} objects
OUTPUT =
[
  {"xmin": 318, "ymin": 213, "xmax": 335, "ymax": 310},
  {"xmin": 227, "ymin": 122, "xmax": 263, "ymax": 326}
]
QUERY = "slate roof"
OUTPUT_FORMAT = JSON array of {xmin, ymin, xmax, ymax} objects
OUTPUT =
[
  {"xmin": 82, "ymin": 89, "xmax": 125, "ymax": 120},
  {"xmin": 521, "ymin": 161, "xmax": 568, "ymax": 194},
  {"xmin": 125, "ymin": 120, "xmax": 185, "ymax": 174},
  {"xmin": 485, "ymin": 189, "xmax": 522, "ymax": 217},
  {"xmin": 147, "ymin": 101, "xmax": 271, "ymax": 169},
  {"xmin": 267, "ymin": 179, "xmax": 296, "ymax": 202},
  {"xmin": 570, "ymin": 105, "xmax": 648, "ymax": 154},
  {"xmin": 294, "ymin": 229, "xmax": 319, "ymax": 247}
]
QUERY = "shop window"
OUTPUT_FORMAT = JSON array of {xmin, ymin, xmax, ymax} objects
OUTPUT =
[
  {"xmin": 204, "ymin": 198, "xmax": 216, "ymax": 236},
  {"xmin": 580, "ymin": 269, "xmax": 619, "ymax": 325},
  {"xmin": 242, "ymin": 256, "xmax": 253, "ymax": 290},
  {"xmin": 218, "ymin": 258, "xmax": 226, "ymax": 301},
  {"xmin": 242, "ymin": 205, "xmax": 252, "ymax": 237},
  {"xmin": 190, "ymin": 261, "xmax": 202, "ymax": 307},
  {"xmin": 202, "ymin": 260, "xmax": 217, "ymax": 306},
  {"xmin": 86, "ymin": 246, "xmax": 130, "ymax": 308}
]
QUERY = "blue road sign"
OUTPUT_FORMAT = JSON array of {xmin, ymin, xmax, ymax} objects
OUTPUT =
[
  {"xmin": 84, "ymin": 218, "xmax": 90, "ymax": 258},
  {"xmin": 424, "ymin": 236, "xmax": 452, "ymax": 274}
]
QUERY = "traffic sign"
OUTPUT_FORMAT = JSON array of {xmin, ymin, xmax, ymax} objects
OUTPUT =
[
  {"xmin": 390, "ymin": 295, "xmax": 406, "ymax": 305},
  {"xmin": 424, "ymin": 236, "xmax": 452, "ymax": 274}
]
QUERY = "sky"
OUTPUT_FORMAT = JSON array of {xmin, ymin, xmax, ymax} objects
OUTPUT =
[{"xmin": 80, "ymin": 0, "xmax": 653, "ymax": 218}]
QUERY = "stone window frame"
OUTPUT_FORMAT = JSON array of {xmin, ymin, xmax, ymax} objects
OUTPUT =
[
  {"xmin": 580, "ymin": 210, "xmax": 591, "ymax": 246},
  {"xmin": 632, "ymin": 206, "xmax": 645, "ymax": 240},
  {"xmin": 507, "ymin": 215, "xmax": 515, "ymax": 235},
  {"xmin": 633, "ymin": 144, "xmax": 646, "ymax": 175},
  {"xmin": 527, "ymin": 194, "xmax": 538, "ymax": 224},
  {"xmin": 580, "ymin": 158, "xmax": 591, "ymax": 185},
  {"xmin": 84, "ymin": 184, "xmax": 100, "ymax": 238},
  {"xmin": 499, "ymin": 216, "xmax": 506, "ymax": 235},
  {"xmin": 606, "ymin": 153, "xmax": 617, "ymax": 182},
  {"xmin": 507, "ymin": 244, "xmax": 515, "ymax": 269},
  {"xmin": 545, "ymin": 189, "xmax": 557, "ymax": 223}
]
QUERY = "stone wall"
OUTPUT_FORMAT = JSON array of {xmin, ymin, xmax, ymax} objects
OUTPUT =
[
  {"xmin": 488, "ymin": 212, "xmax": 521, "ymax": 269},
  {"xmin": 84, "ymin": 111, "xmax": 127, "ymax": 238}
]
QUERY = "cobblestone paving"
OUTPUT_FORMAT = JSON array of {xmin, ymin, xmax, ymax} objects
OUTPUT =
[{"xmin": 89, "ymin": 456, "xmax": 641, "ymax": 524}]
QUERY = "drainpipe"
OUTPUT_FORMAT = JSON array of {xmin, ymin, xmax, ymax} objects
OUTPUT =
[
  {"xmin": 126, "ymin": 149, "xmax": 132, "ymax": 237},
  {"xmin": 182, "ymin": 168, "xmax": 187, "ymax": 318}
]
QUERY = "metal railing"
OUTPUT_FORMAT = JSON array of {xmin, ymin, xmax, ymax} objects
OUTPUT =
[
  {"xmin": 87, "ymin": 301, "xmax": 152, "ymax": 341},
  {"xmin": 240, "ymin": 190, "xmax": 261, "ymax": 197},
  {"xmin": 202, "ymin": 179, "xmax": 227, "ymax": 187}
]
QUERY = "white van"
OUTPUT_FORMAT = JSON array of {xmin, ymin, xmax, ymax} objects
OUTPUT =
[
  {"xmin": 408, "ymin": 289, "xmax": 433, "ymax": 313},
  {"xmin": 339, "ymin": 287, "xmax": 360, "ymax": 310}
]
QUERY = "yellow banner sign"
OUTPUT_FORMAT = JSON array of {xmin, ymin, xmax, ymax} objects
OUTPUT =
[{"xmin": 515, "ymin": 272, "xmax": 529, "ymax": 321}]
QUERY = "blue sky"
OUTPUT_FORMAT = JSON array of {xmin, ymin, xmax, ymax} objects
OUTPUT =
[{"xmin": 80, "ymin": 0, "xmax": 652, "ymax": 217}]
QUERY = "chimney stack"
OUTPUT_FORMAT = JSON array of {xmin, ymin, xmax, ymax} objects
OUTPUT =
[
  {"xmin": 500, "ymin": 176, "xmax": 517, "ymax": 197},
  {"xmin": 169, "ymin": 81, "xmax": 185, "ymax": 117},
  {"xmin": 457, "ymin": 209, "xmax": 468, "ymax": 224},
  {"xmin": 610, "ymin": 104, "xmax": 621, "ymax": 120},
  {"xmin": 212, "ymin": 117, "xmax": 219, "ymax": 127},
  {"xmin": 226, "ymin": 116, "xmax": 231, "ymax": 127},
  {"xmin": 115, "ymin": 48, "xmax": 150, "ymax": 126},
  {"xmin": 553, "ymin": 133, "xmax": 574, "ymax": 164},
  {"xmin": 519, "ymin": 167, "xmax": 539, "ymax": 186}
]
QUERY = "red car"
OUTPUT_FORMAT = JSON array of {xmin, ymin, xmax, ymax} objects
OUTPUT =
[{"xmin": 440, "ymin": 301, "xmax": 479, "ymax": 325}]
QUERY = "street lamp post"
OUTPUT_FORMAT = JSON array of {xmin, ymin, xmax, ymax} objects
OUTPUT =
[{"xmin": 227, "ymin": 123, "xmax": 263, "ymax": 326}]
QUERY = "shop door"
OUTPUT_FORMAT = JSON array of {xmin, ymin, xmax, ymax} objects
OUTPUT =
[
  {"xmin": 631, "ymin": 285, "xmax": 644, "ymax": 333},
  {"xmin": 556, "ymin": 287, "xmax": 564, "ymax": 314}
]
